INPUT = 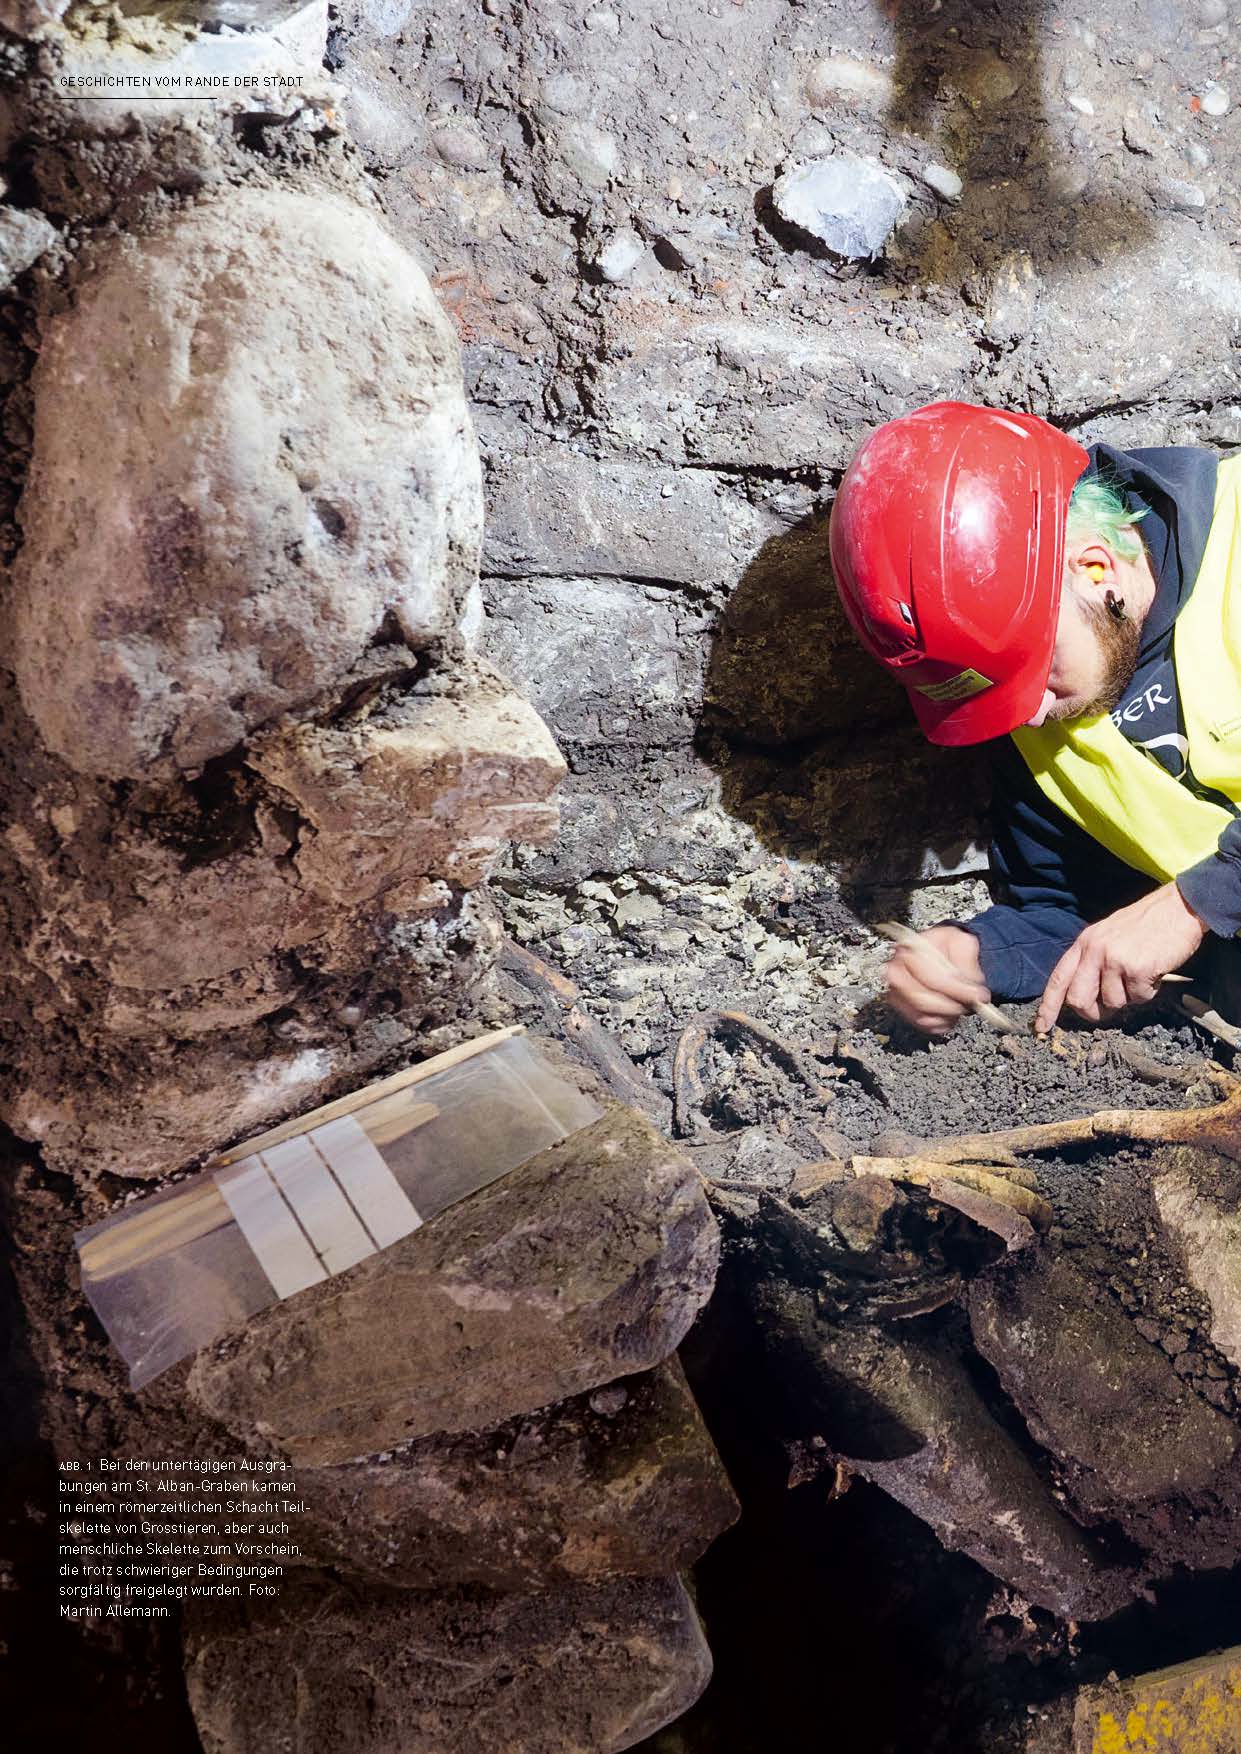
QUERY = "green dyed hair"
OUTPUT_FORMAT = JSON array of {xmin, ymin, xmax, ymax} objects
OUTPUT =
[{"xmin": 1064, "ymin": 475, "xmax": 1148, "ymax": 564}]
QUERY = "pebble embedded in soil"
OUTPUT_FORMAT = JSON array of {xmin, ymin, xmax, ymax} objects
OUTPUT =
[
  {"xmin": 772, "ymin": 155, "xmax": 906, "ymax": 259},
  {"xmin": 432, "ymin": 125, "xmax": 490, "ymax": 169},
  {"xmin": 1156, "ymin": 178, "xmax": 1208, "ymax": 211},
  {"xmin": 922, "ymin": 162, "xmax": 963, "ymax": 201},
  {"xmin": 802, "ymin": 55, "xmax": 893, "ymax": 110},
  {"xmin": 595, "ymin": 229, "xmax": 645, "ymax": 282},
  {"xmin": 0, "ymin": 207, "xmax": 57, "ymax": 290},
  {"xmin": 589, "ymin": 1384, "xmax": 629, "ymax": 1416}
]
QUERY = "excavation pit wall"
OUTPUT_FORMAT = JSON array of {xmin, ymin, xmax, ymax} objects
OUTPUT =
[{"xmin": 4, "ymin": 0, "xmax": 1241, "ymax": 1751}]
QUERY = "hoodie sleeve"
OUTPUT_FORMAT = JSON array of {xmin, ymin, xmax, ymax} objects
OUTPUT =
[
  {"xmin": 1176, "ymin": 818, "xmax": 1241, "ymax": 937},
  {"xmin": 958, "ymin": 741, "xmax": 1156, "ymax": 1000}
]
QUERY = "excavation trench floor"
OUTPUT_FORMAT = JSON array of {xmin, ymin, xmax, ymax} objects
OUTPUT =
[
  {"xmin": 614, "ymin": 997, "xmax": 1241, "ymax": 1754},
  {"xmin": 669, "ymin": 1000, "xmax": 1239, "ymax": 1407},
  {"xmin": 681, "ymin": 1004, "xmax": 1204, "ymax": 1163}
]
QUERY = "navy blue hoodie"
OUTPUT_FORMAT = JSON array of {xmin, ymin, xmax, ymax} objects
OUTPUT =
[{"xmin": 965, "ymin": 443, "xmax": 1241, "ymax": 1000}]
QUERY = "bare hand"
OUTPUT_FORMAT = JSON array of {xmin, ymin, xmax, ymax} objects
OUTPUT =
[
  {"xmin": 1035, "ymin": 882, "xmax": 1207, "ymax": 1033},
  {"xmin": 885, "ymin": 925, "xmax": 990, "ymax": 1036}
]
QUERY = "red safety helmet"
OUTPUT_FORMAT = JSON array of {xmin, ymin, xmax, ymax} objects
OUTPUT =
[{"xmin": 828, "ymin": 401, "xmax": 1089, "ymax": 745}]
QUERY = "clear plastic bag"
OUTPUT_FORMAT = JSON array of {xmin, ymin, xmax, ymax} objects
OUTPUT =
[{"xmin": 76, "ymin": 1029, "xmax": 601, "ymax": 1388}]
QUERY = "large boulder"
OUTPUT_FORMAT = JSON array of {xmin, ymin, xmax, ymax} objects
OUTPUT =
[
  {"xmin": 970, "ymin": 1252, "xmax": 1239, "ymax": 1513},
  {"xmin": 184, "ymin": 1570, "xmax": 712, "ymax": 1754},
  {"xmin": 248, "ymin": 657, "xmax": 565, "ymax": 908},
  {"xmin": 751, "ymin": 1278, "xmax": 1136, "ymax": 1621},
  {"xmin": 228, "ymin": 1360, "xmax": 739, "ymax": 1591},
  {"xmin": 185, "ymin": 1105, "xmax": 720, "ymax": 1463},
  {"xmin": 10, "ymin": 187, "xmax": 482, "ymax": 779}
]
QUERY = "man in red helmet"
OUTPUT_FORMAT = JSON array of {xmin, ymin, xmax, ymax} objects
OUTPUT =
[{"xmin": 829, "ymin": 401, "xmax": 1237, "ymax": 1036}]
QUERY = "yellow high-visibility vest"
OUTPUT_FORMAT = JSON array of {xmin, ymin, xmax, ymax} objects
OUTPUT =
[{"xmin": 1011, "ymin": 455, "xmax": 1241, "ymax": 884}]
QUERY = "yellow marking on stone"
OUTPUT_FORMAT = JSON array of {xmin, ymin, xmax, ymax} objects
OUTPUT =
[
  {"xmin": 1087, "ymin": 1659, "xmax": 1241, "ymax": 1752},
  {"xmin": 1094, "ymin": 1712, "xmax": 1129, "ymax": 1754},
  {"xmin": 1124, "ymin": 1706, "xmax": 1154, "ymax": 1747},
  {"xmin": 1148, "ymin": 1700, "xmax": 1175, "ymax": 1740}
]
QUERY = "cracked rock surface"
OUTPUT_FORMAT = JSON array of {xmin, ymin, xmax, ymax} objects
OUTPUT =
[{"xmin": 11, "ymin": 187, "xmax": 482, "ymax": 782}]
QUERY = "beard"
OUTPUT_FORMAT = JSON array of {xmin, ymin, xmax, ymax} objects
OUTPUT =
[{"xmin": 1049, "ymin": 600, "xmax": 1142, "ymax": 721}]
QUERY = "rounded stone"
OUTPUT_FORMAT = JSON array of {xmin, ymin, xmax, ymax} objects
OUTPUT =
[
  {"xmin": 1201, "ymin": 82, "xmax": 1230, "ymax": 116},
  {"xmin": 596, "ymin": 228, "xmax": 645, "ymax": 282},
  {"xmin": 11, "ymin": 188, "xmax": 482, "ymax": 780},
  {"xmin": 922, "ymin": 161, "xmax": 963, "ymax": 201},
  {"xmin": 772, "ymin": 154, "xmax": 906, "ymax": 260},
  {"xmin": 433, "ymin": 124, "xmax": 490, "ymax": 168},
  {"xmin": 803, "ymin": 55, "xmax": 893, "ymax": 110}
]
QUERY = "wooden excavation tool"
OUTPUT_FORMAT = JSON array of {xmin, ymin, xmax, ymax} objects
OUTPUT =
[{"xmin": 78, "ymin": 1024, "xmax": 524, "ymax": 1283}]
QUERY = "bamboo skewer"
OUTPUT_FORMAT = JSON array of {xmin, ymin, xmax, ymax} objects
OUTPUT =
[
  {"xmin": 79, "ymin": 1025, "xmax": 525, "ymax": 1285},
  {"xmin": 205, "ymin": 1023, "xmax": 524, "ymax": 1167},
  {"xmin": 79, "ymin": 1098, "xmax": 440, "ymax": 1283},
  {"xmin": 82, "ymin": 1184, "xmax": 235, "ymax": 1279}
]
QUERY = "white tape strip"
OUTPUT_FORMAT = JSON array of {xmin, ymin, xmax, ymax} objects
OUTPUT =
[
  {"xmin": 311, "ymin": 1114, "xmax": 423, "ymax": 1250},
  {"xmin": 260, "ymin": 1134, "xmax": 377, "ymax": 1275},
  {"xmin": 215, "ymin": 1157, "xmax": 329, "ymax": 1298}
]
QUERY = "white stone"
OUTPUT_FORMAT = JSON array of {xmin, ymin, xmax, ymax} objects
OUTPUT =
[
  {"xmin": 1202, "ymin": 82, "xmax": 1230, "ymax": 116},
  {"xmin": 922, "ymin": 161, "xmax": 963, "ymax": 201},
  {"xmin": 458, "ymin": 580, "xmax": 486, "ymax": 648},
  {"xmin": 1067, "ymin": 92, "xmax": 1095, "ymax": 115},
  {"xmin": 596, "ymin": 229, "xmax": 645, "ymax": 282},
  {"xmin": 0, "ymin": 207, "xmax": 57, "ymax": 288},
  {"xmin": 772, "ymin": 155, "xmax": 906, "ymax": 260}
]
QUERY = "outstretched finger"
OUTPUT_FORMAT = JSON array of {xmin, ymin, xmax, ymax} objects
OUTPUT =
[
  {"xmin": 1036, "ymin": 944, "xmax": 1082, "ymax": 1034},
  {"xmin": 1065, "ymin": 946, "xmax": 1107, "ymax": 1023}
]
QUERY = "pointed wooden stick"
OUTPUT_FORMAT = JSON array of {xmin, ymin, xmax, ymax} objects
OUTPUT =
[
  {"xmin": 205, "ymin": 1024, "xmax": 523, "ymax": 1167},
  {"xmin": 80, "ymin": 1026, "xmax": 526, "ymax": 1284},
  {"xmin": 80, "ymin": 1099, "xmax": 439, "ymax": 1282}
]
